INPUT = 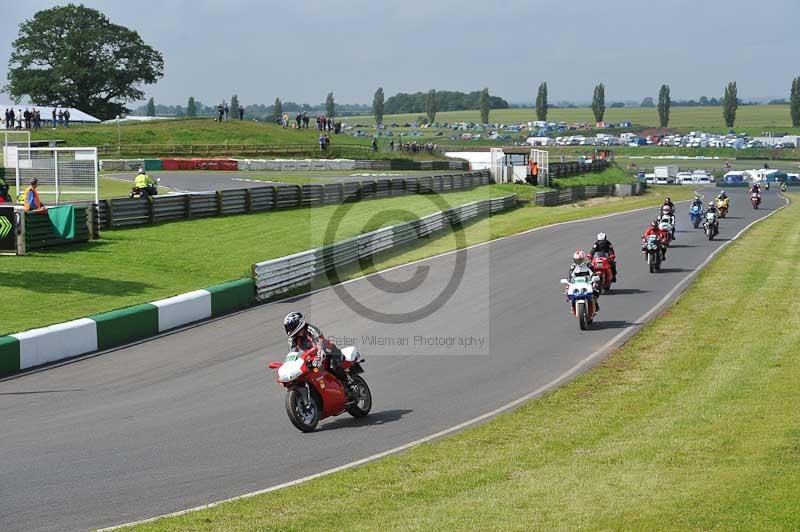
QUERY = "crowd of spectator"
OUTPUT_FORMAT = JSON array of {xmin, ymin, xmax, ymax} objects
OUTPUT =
[
  {"xmin": 388, "ymin": 140, "xmax": 438, "ymax": 153},
  {"xmin": 216, "ymin": 103, "xmax": 245, "ymax": 122},
  {"xmin": 2, "ymin": 107, "xmax": 71, "ymax": 130},
  {"xmin": 318, "ymin": 134, "xmax": 331, "ymax": 150}
]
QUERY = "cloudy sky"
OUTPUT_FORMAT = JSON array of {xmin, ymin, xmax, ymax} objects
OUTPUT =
[{"xmin": 1, "ymin": 0, "xmax": 798, "ymax": 107}]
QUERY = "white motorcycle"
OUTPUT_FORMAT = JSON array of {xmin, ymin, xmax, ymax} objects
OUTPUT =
[
  {"xmin": 560, "ymin": 272, "xmax": 601, "ymax": 331},
  {"xmin": 703, "ymin": 211, "xmax": 718, "ymax": 241}
]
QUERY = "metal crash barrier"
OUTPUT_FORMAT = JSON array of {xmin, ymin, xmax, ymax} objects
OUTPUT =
[{"xmin": 0, "ymin": 204, "xmax": 99, "ymax": 256}]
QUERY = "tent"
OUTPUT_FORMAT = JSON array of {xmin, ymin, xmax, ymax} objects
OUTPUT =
[{"xmin": 0, "ymin": 103, "xmax": 101, "ymax": 128}]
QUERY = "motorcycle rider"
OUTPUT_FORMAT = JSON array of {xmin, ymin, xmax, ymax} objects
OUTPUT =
[
  {"xmin": 134, "ymin": 168, "xmax": 158, "ymax": 197},
  {"xmin": 750, "ymin": 182, "xmax": 761, "ymax": 195},
  {"xmin": 717, "ymin": 190, "xmax": 728, "ymax": 201},
  {"xmin": 568, "ymin": 250, "xmax": 600, "ymax": 310},
  {"xmin": 642, "ymin": 220, "xmax": 669, "ymax": 260},
  {"xmin": 590, "ymin": 232, "xmax": 617, "ymax": 283},
  {"xmin": 283, "ymin": 312, "xmax": 349, "ymax": 386},
  {"xmin": 705, "ymin": 201, "xmax": 720, "ymax": 236},
  {"xmin": 691, "ymin": 194, "xmax": 704, "ymax": 210}
]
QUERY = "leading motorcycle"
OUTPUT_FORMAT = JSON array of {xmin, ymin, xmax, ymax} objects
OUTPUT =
[
  {"xmin": 560, "ymin": 273, "xmax": 601, "ymax": 330},
  {"xmin": 268, "ymin": 344, "xmax": 372, "ymax": 432}
]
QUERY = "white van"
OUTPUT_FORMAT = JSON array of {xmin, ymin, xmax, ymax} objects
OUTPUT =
[{"xmin": 677, "ymin": 172, "xmax": 694, "ymax": 185}]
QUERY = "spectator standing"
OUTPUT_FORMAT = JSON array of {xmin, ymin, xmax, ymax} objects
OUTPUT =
[
  {"xmin": 24, "ymin": 178, "xmax": 46, "ymax": 213},
  {"xmin": 295, "ymin": 112, "xmax": 301, "ymax": 128},
  {"xmin": 51, "ymin": 108, "xmax": 57, "ymax": 128},
  {"xmin": 389, "ymin": 139, "xmax": 395, "ymax": 151},
  {"xmin": 371, "ymin": 138, "xmax": 378, "ymax": 152},
  {"xmin": 63, "ymin": 108, "xmax": 70, "ymax": 128},
  {"xmin": 58, "ymin": 109, "xmax": 64, "ymax": 127},
  {"xmin": 224, "ymin": 104, "xmax": 229, "ymax": 120},
  {"xmin": 302, "ymin": 112, "xmax": 309, "ymax": 129},
  {"xmin": 239, "ymin": 105, "xmax": 244, "ymax": 120},
  {"xmin": 33, "ymin": 109, "xmax": 41, "ymax": 130},
  {"xmin": 23, "ymin": 109, "xmax": 31, "ymax": 129},
  {"xmin": 319, "ymin": 134, "xmax": 326, "ymax": 150},
  {"xmin": 217, "ymin": 104, "xmax": 223, "ymax": 122}
]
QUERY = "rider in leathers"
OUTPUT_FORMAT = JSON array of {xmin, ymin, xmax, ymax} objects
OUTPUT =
[
  {"xmin": 590, "ymin": 232, "xmax": 617, "ymax": 283},
  {"xmin": 283, "ymin": 312, "xmax": 349, "ymax": 386}
]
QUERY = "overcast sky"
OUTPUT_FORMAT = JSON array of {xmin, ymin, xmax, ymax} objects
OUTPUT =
[{"xmin": 1, "ymin": 0, "xmax": 798, "ymax": 107}]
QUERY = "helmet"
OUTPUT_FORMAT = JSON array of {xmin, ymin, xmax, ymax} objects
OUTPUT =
[
  {"xmin": 572, "ymin": 250, "xmax": 586, "ymax": 265},
  {"xmin": 283, "ymin": 312, "xmax": 306, "ymax": 338},
  {"xmin": 708, "ymin": 201, "xmax": 715, "ymax": 207},
  {"xmin": 665, "ymin": 197, "xmax": 672, "ymax": 203},
  {"xmin": 720, "ymin": 190, "xmax": 726, "ymax": 195},
  {"xmin": 661, "ymin": 205, "xmax": 671, "ymax": 213},
  {"xmin": 596, "ymin": 232, "xmax": 606, "ymax": 241},
  {"xmin": 138, "ymin": 168, "xmax": 145, "ymax": 174}
]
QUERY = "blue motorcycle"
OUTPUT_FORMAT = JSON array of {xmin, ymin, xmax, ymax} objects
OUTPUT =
[{"xmin": 689, "ymin": 204, "xmax": 703, "ymax": 229}]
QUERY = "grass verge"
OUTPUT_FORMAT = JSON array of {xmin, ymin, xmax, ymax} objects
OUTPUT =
[
  {"xmin": 0, "ymin": 185, "xmax": 690, "ymax": 335},
  {"xmin": 132, "ymin": 194, "xmax": 800, "ymax": 531}
]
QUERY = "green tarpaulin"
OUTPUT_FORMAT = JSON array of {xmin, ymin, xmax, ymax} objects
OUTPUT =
[{"xmin": 47, "ymin": 205, "xmax": 76, "ymax": 240}]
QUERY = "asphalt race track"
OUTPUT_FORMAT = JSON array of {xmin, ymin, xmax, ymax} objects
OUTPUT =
[{"xmin": 0, "ymin": 188, "xmax": 780, "ymax": 532}]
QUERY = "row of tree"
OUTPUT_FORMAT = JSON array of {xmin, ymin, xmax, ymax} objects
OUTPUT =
[
  {"xmin": 529, "ymin": 80, "xmax": 800, "ymax": 129},
  {"xmin": 372, "ymin": 88, "xmax": 495, "ymax": 125}
]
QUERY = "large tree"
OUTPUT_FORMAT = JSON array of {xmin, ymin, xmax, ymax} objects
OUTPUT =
[
  {"xmin": 273, "ymin": 97, "xmax": 283, "ymax": 120},
  {"xmin": 426, "ymin": 89, "xmax": 437, "ymax": 124},
  {"xmin": 791, "ymin": 77, "xmax": 800, "ymax": 127},
  {"xmin": 535, "ymin": 82, "xmax": 548, "ymax": 121},
  {"xmin": 5, "ymin": 4, "xmax": 164, "ymax": 120},
  {"xmin": 372, "ymin": 87, "xmax": 384, "ymax": 126},
  {"xmin": 591, "ymin": 83, "xmax": 606, "ymax": 122},
  {"xmin": 722, "ymin": 81, "xmax": 738, "ymax": 128},
  {"xmin": 641, "ymin": 97, "xmax": 655, "ymax": 108},
  {"xmin": 479, "ymin": 87, "xmax": 491, "ymax": 124},
  {"xmin": 325, "ymin": 92, "xmax": 335, "ymax": 118},
  {"xmin": 146, "ymin": 97, "xmax": 155, "ymax": 117},
  {"xmin": 187, "ymin": 96, "xmax": 197, "ymax": 118},
  {"xmin": 658, "ymin": 84, "xmax": 671, "ymax": 128}
]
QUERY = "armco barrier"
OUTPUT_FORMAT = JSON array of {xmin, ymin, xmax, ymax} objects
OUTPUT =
[
  {"xmin": 252, "ymin": 195, "xmax": 518, "ymax": 301},
  {"xmin": 534, "ymin": 182, "xmax": 646, "ymax": 206},
  {"xmin": 96, "ymin": 171, "xmax": 492, "ymax": 229},
  {"xmin": 0, "ymin": 278, "xmax": 256, "ymax": 377}
]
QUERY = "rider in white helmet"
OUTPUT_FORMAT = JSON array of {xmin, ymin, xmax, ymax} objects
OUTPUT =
[
  {"xmin": 590, "ymin": 232, "xmax": 617, "ymax": 283},
  {"xmin": 568, "ymin": 250, "xmax": 601, "ymax": 310}
]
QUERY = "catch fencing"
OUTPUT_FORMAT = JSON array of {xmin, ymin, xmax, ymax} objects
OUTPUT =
[
  {"xmin": 534, "ymin": 182, "xmax": 646, "ymax": 206},
  {"xmin": 548, "ymin": 160, "xmax": 609, "ymax": 178},
  {"xmin": 97, "ymin": 171, "xmax": 492, "ymax": 229},
  {"xmin": 252, "ymin": 195, "xmax": 518, "ymax": 301}
]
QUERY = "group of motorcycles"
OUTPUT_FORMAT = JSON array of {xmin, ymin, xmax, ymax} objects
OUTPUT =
[{"xmin": 561, "ymin": 191, "xmax": 749, "ymax": 332}]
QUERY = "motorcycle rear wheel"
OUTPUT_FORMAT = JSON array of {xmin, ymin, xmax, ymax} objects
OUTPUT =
[
  {"xmin": 286, "ymin": 386, "xmax": 320, "ymax": 433},
  {"xmin": 346, "ymin": 375, "xmax": 372, "ymax": 418}
]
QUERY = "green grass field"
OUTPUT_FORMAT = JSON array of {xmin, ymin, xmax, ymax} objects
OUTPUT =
[
  {"xmin": 132, "ymin": 194, "xmax": 800, "ymax": 532},
  {"xmin": 0, "ymin": 184, "xmax": 688, "ymax": 336},
  {"xmin": 345, "ymin": 104, "xmax": 799, "ymax": 135}
]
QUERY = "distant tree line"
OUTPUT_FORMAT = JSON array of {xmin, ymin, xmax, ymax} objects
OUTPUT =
[{"xmin": 383, "ymin": 90, "xmax": 509, "ymax": 115}]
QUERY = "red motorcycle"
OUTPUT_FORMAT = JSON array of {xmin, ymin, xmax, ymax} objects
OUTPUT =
[
  {"xmin": 268, "ymin": 344, "xmax": 372, "ymax": 432},
  {"xmin": 590, "ymin": 252, "xmax": 615, "ymax": 293},
  {"xmin": 751, "ymin": 192, "xmax": 761, "ymax": 209}
]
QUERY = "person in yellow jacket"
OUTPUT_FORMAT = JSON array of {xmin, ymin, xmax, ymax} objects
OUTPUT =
[
  {"xmin": 24, "ymin": 178, "xmax": 47, "ymax": 213},
  {"xmin": 134, "ymin": 168, "xmax": 158, "ymax": 197}
]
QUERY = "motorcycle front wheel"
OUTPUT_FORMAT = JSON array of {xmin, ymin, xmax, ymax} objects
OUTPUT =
[
  {"xmin": 578, "ymin": 304, "xmax": 589, "ymax": 330},
  {"xmin": 346, "ymin": 375, "xmax": 372, "ymax": 418},
  {"xmin": 286, "ymin": 386, "xmax": 321, "ymax": 432}
]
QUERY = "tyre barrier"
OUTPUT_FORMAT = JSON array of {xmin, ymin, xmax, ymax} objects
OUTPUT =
[
  {"xmin": 96, "ymin": 171, "xmax": 492, "ymax": 229},
  {"xmin": 534, "ymin": 182, "xmax": 646, "ymax": 206},
  {"xmin": 99, "ymin": 158, "xmax": 469, "ymax": 172}
]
